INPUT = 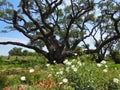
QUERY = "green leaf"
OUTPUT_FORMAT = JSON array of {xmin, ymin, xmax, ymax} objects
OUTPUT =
[
  {"xmin": 0, "ymin": 10, "xmax": 5, "ymax": 17},
  {"xmin": 5, "ymin": 9, "xmax": 13, "ymax": 15}
]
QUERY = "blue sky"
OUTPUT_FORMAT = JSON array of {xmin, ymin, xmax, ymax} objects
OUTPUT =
[{"xmin": 0, "ymin": 0, "xmax": 34, "ymax": 56}]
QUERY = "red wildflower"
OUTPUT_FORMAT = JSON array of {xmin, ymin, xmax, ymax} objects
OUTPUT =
[
  {"xmin": 37, "ymin": 82, "xmax": 44, "ymax": 87},
  {"xmin": 19, "ymin": 88, "xmax": 24, "ymax": 90},
  {"xmin": 46, "ymin": 85, "xmax": 51, "ymax": 89},
  {"xmin": 43, "ymin": 79, "xmax": 51, "ymax": 84},
  {"xmin": 33, "ymin": 81, "xmax": 37, "ymax": 85},
  {"xmin": 49, "ymin": 77, "xmax": 54, "ymax": 81},
  {"xmin": 56, "ymin": 83, "xmax": 62, "ymax": 87},
  {"xmin": 5, "ymin": 81, "xmax": 9, "ymax": 86},
  {"xmin": 3, "ymin": 87, "xmax": 8, "ymax": 90}
]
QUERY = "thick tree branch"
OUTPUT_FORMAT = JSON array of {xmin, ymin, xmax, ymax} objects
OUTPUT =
[
  {"xmin": 13, "ymin": 11, "xmax": 35, "ymax": 41},
  {"xmin": 85, "ymin": 35, "xmax": 120, "ymax": 54},
  {"xmin": 0, "ymin": 41, "xmax": 48, "ymax": 57},
  {"xmin": 21, "ymin": 0, "xmax": 46, "ymax": 37}
]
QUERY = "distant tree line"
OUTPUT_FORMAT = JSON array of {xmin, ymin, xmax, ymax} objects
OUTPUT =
[{"xmin": 8, "ymin": 47, "xmax": 39, "ymax": 56}]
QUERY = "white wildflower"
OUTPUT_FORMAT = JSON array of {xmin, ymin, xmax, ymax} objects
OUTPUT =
[
  {"xmin": 59, "ymin": 82, "xmax": 63, "ymax": 84},
  {"xmin": 63, "ymin": 59, "xmax": 68, "ymax": 64},
  {"xmin": 48, "ymin": 74, "xmax": 52, "ymax": 77},
  {"xmin": 77, "ymin": 61, "xmax": 82, "ymax": 66},
  {"xmin": 46, "ymin": 64, "xmax": 50, "ymax": 67},
  {"xmin": 74, "ymin": 53, "xmax": 77, "ymax": 56},
  {"xmin": 97, "ymin": 63, "xmax": 102, "ymax": 67},
  {"xmin": 71, "ymin": 65, "xmax": 75, "ymax": 68},
  {"xmin": 56, "ymin": 71, "xmax": 63, "ymax": 75},
  {"xmin": 29, "ymin": 69, "xmax": 34, "ymax": 73},
  {"xmin": 20, "ymin": 76, "xmax": 26, "ymax": 81},
  {"xmin": 56, "ymin": 72, "xmax": 60, "ymax": 75},
  {"xmin": 73, "ymin": 67, "xmax": 78, "ymax": 72},
  {"xmin": 115, "ymin": 67, "xmax": 118, "ymax": 70},
  {"xmin": 101, "ymin": 60, "xmax": 106, "ymax": 64},
  {"xmin": 103, "ymin": 68, "xmax": 108, "ymax": 73},
  {"xmin": 66, "ymin": 67, "xmax": 70, "ymax": 72},
  {"xmin": 66, "ymin": 61, "xmax": 72, "ymax": 65},
  {"xmin": 59, "ymin": 71, "xmax": 63, "ymax": 74},
  {"xmin": 63, "ymin": 59, "xmax": 72, "ymax": 65},
  {"xmin": 105, "ymin": 65, "xmax": 108, "ymax": 68},
  {"xmin": 53, "ymin": 60, "xmax": 56, "ymax": 63},
  {"xmin": 113, "ymin": 78, "xmax": 119, "ymax": 83},
  {"xmin": 62, "ymin": 78, "xmax": 68, "ymax": 83}
]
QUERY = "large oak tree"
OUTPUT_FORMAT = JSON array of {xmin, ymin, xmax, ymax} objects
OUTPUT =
[{"xmin": 0, "ymin": 0, "xmax": 120, "ymax": 63}]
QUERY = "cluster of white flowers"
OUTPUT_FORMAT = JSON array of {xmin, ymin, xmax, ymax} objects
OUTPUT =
[
  {"xmin": 97, "ymin": 60, "xmax": 107, "ymax": 67},
  {"xmin": 63, "ymin": 59, "xmax": 72, "ymax": 65},
  {"xmin": 71, "ymin": 65, "xmax": 78, "ymax": 72},
  {"xmin": 66, "ymin": 67, "xmax": 70, "ymax": 72},
  {"xmin": 59, "ymin": 78, "xmax": 68, "ymax": 85},
  {"xmin": 72, "ymin": 67, "xmax": 78, "ymax": 72},
  {"xmin": 21, "ymin": 68, "xmax": 35, "ymax": 81},
  {"xmin": 56, "ymin": 70, "xmax": 63, "ymax": 75},
  {"xmin": 96, "ymin": 60, "xmax": 109, "ymax": 73},
  {"xmin": 77, "ymin": 61, "xmax": 82, "ymax": 66},
  {"xmin": 63, "ymin": 59, "xmax": 84, "ymax": 74},
  {"xmin": 113, "ymin": 78, "xmax": 119, "ymax": 83}
]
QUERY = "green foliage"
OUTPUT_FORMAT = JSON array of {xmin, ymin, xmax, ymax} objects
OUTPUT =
[
  {"xmin": 0, "ymin": 10, "xmax": 5, "ymax": 17},
  {"xmin": 9, "ymin": 47, "xmax": 22, "ymax": 56}
]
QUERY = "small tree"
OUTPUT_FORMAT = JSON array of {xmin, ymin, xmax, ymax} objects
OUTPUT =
[
  {"xmin": 9, "ymin": 47, "xmax": 22, "ymax": 56},
  {"xmin": 23, "ymin": 50, "xmax": 29, "ymax": 56}
]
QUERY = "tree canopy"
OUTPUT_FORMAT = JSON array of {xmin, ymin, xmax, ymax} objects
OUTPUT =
[{"xmin": 0, "ymin": 0, "xmax": 120, "ymax": 63}]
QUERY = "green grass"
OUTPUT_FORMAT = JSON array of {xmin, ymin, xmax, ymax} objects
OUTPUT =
[{"xmin": 0, "ymin": 56, "xmax": 120, "ymax": 90}]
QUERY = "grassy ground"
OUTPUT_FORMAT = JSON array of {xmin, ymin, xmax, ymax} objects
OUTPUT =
[{"xmin": 0, "ymin": 56, "xmax": 120, "ymax": 90}]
